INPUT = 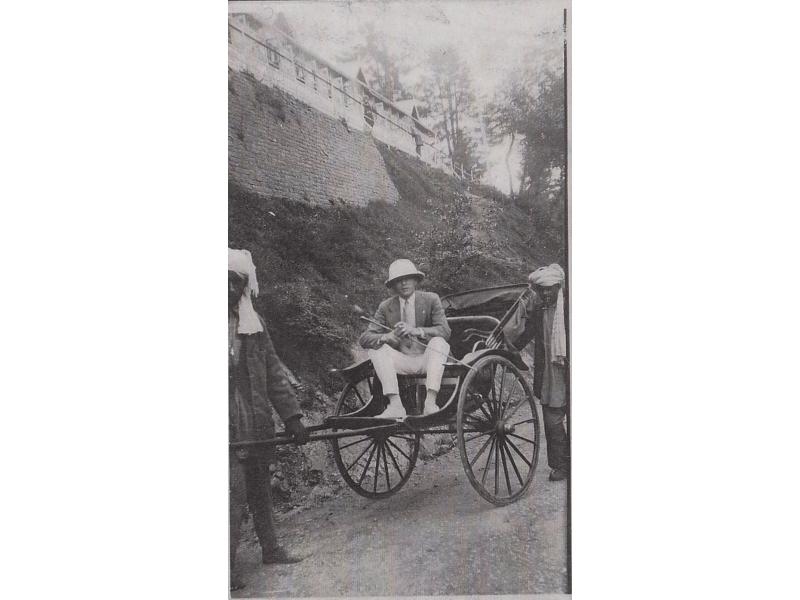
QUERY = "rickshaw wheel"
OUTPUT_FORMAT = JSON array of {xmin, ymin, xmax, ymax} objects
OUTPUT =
[
  {"xmin": 456, "ymin": 355, "xmax": 540, "ymax": 505},
  {"xmin": 331, "ymin": 380, "xmax": 420, "ymax": 499}
]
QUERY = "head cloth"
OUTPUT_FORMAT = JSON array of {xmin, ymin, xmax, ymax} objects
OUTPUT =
[
  {"xmin": 529, "ymin": 264, "xmax": 567, "ymax": 363},
  {"xmin": 228, "ymin": 248, "xmax": 264, "ymax": 334}
]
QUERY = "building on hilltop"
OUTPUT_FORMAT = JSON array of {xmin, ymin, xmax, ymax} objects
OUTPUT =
[{"xmin": 228, "ymin": 12, "xmax": 471, "ymax": 181}]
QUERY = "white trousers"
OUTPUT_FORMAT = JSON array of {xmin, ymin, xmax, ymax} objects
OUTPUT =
[{"xmin": 368, "ymin": 337, "xmax": 450, "ymax": 396}]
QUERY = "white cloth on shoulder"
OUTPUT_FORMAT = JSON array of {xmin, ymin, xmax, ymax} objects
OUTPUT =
[
  {"xmin": 529, "ymin": 263, "xmax": 567, "ymax": 363},
  {"xmin": 228, "ymin": 248, "xmax": 264, "ymax": 334}
]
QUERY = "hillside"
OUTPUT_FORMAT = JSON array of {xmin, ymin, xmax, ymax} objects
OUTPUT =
[
  {"xmin": 229, "ymin": 143, "xmax": 557, "ymax": 396},
  {"xmin": 229, "ymin": 112, "xmax": 563, "ymax": 513}
]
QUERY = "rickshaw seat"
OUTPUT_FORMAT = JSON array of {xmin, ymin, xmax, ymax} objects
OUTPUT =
[{"xmin": 330, "ymin": 358, "xmax": 373, "ymax": 384}]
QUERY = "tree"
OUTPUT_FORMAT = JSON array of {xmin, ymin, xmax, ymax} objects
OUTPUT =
[
  {"xmin": 337, "ymin": 22, "xmax": 410, "ymax": 101},
  {"xmin": 518, "ymin": 70, "xmax": 565, "ymax": 201},
  {"xmin": 483, "ymin": 43, "xmax": 566, "ymax": 260},
  {"xmin": 416, "ymin": 45, "xmax": 484, "ymax": 177},
  {"xmin": 485, "ymin": 77, "xmax": 534, "ymax": 197},
  {"xmin": 485, "ymin": 30, "xmax": 565, "ymax": 199}
]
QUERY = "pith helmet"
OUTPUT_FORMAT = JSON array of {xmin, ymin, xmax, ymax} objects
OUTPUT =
[{"xmin": 384, "ymin": 259, "xmax": 425, "ymax": 287}]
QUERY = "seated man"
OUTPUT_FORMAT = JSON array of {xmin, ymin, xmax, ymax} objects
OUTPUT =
[{"xmin": 359, "ymin": 259, "xmax": 451, "ymax": 418}]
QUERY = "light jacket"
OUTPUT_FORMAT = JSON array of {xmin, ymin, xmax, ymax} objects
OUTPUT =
[{"xmin": 359, "ymin": 290, "xmax": 451, "ymax": 350}]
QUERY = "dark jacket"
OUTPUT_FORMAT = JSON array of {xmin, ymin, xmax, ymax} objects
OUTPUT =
[
  {"xmin": 229, "ymin": 315, "xmax": 301, "ymax": 458},
  {"xmin": 501, "ymin": 291, "xmax": 546, "ymax": 397},
  {"xmin": 359, "ymin": 290, "xmax": 451, "ymax": 350}
]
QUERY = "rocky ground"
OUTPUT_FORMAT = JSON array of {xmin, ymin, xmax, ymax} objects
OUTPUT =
[{"xmin": 233, "ymin": 403, "xmax": 570, "ymax": 598}]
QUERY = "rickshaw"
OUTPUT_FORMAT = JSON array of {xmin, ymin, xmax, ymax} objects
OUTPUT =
[{"xmin": 231, "ymin": 284, "xmax": 541, "ymax": 506}]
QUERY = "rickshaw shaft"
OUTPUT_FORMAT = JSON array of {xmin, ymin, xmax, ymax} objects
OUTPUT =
[{"xmin": 229, "ymin": 423, "xmax": 404, "ymax": 448}]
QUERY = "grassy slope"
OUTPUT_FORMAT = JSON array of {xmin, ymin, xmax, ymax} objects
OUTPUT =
[{"xmin": 229, "ymin": 142, "xmax": 554, "ymax": 395}]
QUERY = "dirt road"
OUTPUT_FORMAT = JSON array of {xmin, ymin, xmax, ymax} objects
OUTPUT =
[{"xmin": 232, "ymin": 407, "xmax": 569, "ymax": 598}]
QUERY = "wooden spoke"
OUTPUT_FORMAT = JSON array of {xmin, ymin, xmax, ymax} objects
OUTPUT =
[
  {"xmin": 501, "ymin": 439, "xmax": 525, "ymax": 486},
  {"xmin": 503, "ymin": 395, "xmax": 529, "ymax": 422},
  {"xmin": 499, "ymin": 436, "xmax": 512, "ymax": 496},
  {"xmin": 504, "ymin": 436, "xmax": 532, "ymax": 467},
  {"xmin": 373, "ymin": 444, "xmax": 381, "ymax": 493},
  {"xmin": 338, "ymin": 436, "xmax": 372, "ymax": 452},
  {"xmin": 507, "ymin": 432, "xmax": 537, "ymax": 445},
  {"xmin": 476, "ymin": 401, "xmax": 493, "ymax": 422},
  {"xmin": 463, "ymin": 413, "xmax": 490, "ymax": 428},
  {"xmin": 381, "ymin": 443, "xmax": 391, "ymax": 489},
  {"xmin": 500, "ymin": 378, "xmax": 522, "ymax": 420},
  {"xmin": 495, "ymin": 365, "xmax": 507, "ymax": 421},
  {"xmin": 357, "ymin": 442, "xmax": 379, "ymax": 486},
  {"xmin": 469, "ymin": 433, "xmax": 494, "ymax": 467},
  {"xmin": 464, "ymin": 431, "xmax": 491, "ymax": 444},
  {"xmin": 509, "ymin": 418, "xmax": 537, "ymax": 427},
  {"xmin": 480, "ymin": 437, "xmax": 497, "ymax": 487},
  {"xmin": 385, "ymin": 441, "xmax": 405, "ymax": 479},
  {"xmin": 494, "ymin": 433, "xmax": 500, "ymax": 496},
  {"xmin": 386, "ymin": 438, "xmax": 412, "ymax": 462},
  {"xmin": 488, "ymin": 364, "xmax": 500, "ymax": 418},
  {"xmin": 345, "ymin": 439, "xmax": 376, "ymax": 472}
]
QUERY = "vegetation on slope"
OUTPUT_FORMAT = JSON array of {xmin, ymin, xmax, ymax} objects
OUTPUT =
[
  {"xmin": 229, "ymin": 142, "xmax": 561, "ymax": 396},
  {"xmin": 229, "ymin": 142, "xmax": 566, "ymax": 511}
]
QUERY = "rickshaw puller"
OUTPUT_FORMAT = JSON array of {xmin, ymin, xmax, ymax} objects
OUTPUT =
[
  {"xmin": 228, "ymin": 249, "xmax": 309, "ymax": 591},
  {"xmin": 503, "ymin": 263, "xmax": 570, "ymax": 482},
  {"xmin": 359, "ymin": 259, "xmax": 452, "ymax": 419}
]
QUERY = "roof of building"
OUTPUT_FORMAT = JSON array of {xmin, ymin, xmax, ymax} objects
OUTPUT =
[{"xmin": 230, "ymin": 12, "xmax": 434, "ymax": 136}]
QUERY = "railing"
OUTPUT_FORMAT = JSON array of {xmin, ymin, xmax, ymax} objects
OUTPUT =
[{"xmin": 229, "ymin": 21, "xmax": 477, "ymax": 184}]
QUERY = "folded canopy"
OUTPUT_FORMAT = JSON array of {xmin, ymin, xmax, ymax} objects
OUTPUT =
[{"xmin": 441, "ymin": 283, "xmax": 530, "ymax": 319}]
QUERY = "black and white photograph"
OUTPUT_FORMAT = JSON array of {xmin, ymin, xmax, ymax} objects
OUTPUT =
[
  {"xmin": 7, "ymin": 2, "xmax": 800, "ymax": 600},
  {"xmin": 228, "ymin": 0, "xmax": 570, "ymax": 596}
]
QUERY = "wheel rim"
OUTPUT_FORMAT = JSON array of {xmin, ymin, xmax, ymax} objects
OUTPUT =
[
  {"xmin": 332, "ymin": 381, "xmax": 420, "ymax": 498},
  {"xmin": 457, "ymin": 356, "xmax": 540, "ymax": 505}
]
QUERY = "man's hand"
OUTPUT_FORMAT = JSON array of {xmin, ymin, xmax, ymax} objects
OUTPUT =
[
  {"xmin": 380, "ymin": 331, "xmax": 402, "ymax": 348},
  {"xmin": 394, "ymin": 323, "xmax": 425, "ymax": 338},
  {"xmin": 284, "ymin": 416, "xmax": 308, "ymax": 444},
  {"xmin": 394, "ymin": 322, "xmax": 410, "ymax": 337}
]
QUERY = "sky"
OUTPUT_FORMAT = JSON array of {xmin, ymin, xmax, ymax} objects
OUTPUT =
[{"xmin": 228, "ymin": 0, "xmax": 567, "ymax": 193}]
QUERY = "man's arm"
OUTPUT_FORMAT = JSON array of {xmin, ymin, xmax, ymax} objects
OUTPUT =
[
  {"xmin": 261, "ymin": 328, "xmax": 302, "ymax": 423},
  {"xmin": 359, "ymin": 301, "xmax": 397, "ymax": 349},
  {"xmin": 417, "ymin": 293, "xmax": 451, "ymax": 341}
]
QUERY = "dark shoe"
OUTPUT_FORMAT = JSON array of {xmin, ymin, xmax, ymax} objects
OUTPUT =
[
  {"xmin": 262, "ymin": 546, "xmax": 305, "ymax": 565},
  {"xmin": 549, "ymin": 468, "xmax": 569, "ymax": 481}
]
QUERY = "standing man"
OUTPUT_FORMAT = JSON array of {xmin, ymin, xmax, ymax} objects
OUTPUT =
[
  {"xmin": 503, "ymin": 263, "xmax": 570, "ymax": 482},
  {"xmin": 228, "ymin": 249, "xmax": 309, "ymax": 591},
  {"xmin": 359, "ymin": 259, "xmax": 451, "ymax": 418}
]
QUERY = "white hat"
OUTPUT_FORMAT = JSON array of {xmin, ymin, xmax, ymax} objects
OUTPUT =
[{"xmin": 384, "ymin": 259, "xmax": 425, "ymax": 287}]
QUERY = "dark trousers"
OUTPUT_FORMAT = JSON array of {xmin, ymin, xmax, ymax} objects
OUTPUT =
[
  {"xmin": 230, "ymin": 453, "xmax": 278, "ymax": 572},
  {"xmin": 542, "ymin": 405, "xmax": 570, "ymax": 472}
]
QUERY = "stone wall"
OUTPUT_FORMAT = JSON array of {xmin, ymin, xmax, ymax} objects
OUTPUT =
[
  {"xmin": 229, "ymin": 69, "xmax": 400, "ymax": 206},
  {"xmin": 228, "ymin": 18, "xmax": 449, "ymax": 174}
]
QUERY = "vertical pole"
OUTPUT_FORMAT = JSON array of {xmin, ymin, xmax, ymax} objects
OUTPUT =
[{"xmin": 562, "ymin": 6, "xmax": 572, "ymax": 596}]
